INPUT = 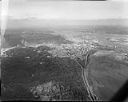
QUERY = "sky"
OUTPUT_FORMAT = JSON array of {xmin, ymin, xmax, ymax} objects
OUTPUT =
[{"xmin": 0, "ymin": 0, "xmax": 128, "ymax": 20}]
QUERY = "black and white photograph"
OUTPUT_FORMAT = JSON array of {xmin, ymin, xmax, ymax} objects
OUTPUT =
[{"xmin": 1, "ymin": 0, "xmax": 128, "ymax": 101}]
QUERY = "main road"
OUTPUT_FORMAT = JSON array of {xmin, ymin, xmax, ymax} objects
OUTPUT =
[{"xmin": 74, "ymin": 50, "xmax": 99, "ymax": 101}]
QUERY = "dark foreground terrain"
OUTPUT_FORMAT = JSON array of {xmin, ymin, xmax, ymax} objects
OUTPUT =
[
  {"xmin": 1, "ymin": 45, "xmax": 128, "ymax": 101},
  {"xmin": 1, "ymin": 46, "xmax": 88, "ymax": 101}
]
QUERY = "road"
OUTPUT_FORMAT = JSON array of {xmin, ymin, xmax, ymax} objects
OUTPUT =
[{"xmin": 74, "ymin": 50, "xmax": 99, "ymax": 101}]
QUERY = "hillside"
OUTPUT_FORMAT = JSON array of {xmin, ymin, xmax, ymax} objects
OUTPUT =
[{"xmin": 1, "ymin": 44, "xmax": 128, "ymax": 101}]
